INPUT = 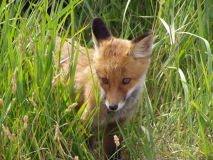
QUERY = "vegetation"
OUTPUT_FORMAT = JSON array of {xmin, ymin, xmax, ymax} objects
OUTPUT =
[{"xmin": 0, "ymin": 0, "xmax": 212, "ymax": 159}]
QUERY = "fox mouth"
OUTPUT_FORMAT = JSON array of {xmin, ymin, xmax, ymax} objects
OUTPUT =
[
  {"xmin": 106, "ymin": 106, "xmax": 119, "ymax": 114},
  {"xmin": 104, "ymin": 97, "xmax": 127, "ymax": 112},
  {"xmin": 107, "ymin": 109, "xmax": 113, "ymax": 114}
]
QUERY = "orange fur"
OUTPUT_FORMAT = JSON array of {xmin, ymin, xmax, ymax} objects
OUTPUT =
[{"xmin": 54, "ymin": 18, "xmax": 154, "ymax": 159}]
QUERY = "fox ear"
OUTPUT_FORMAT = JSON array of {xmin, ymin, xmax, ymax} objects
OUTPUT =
[
  {"xmin": 130, "ymin": 31, "xmax": 154, "ymax": 58},
  {"xmin": 92, "ymin": 17, "xmax": 112, "ymax": 47}
]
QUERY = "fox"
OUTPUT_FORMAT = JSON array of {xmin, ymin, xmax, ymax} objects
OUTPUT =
[{"xmin": 54, "ymin": 17, "xmax": 154, "ymax": 159}]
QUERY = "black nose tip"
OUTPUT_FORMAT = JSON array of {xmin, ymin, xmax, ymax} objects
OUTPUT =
[{"xmin": 109, "ymin": 105, "xmax": 118, "ymax": 111}]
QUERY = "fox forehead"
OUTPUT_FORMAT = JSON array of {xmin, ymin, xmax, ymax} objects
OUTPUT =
[
  {"xmin": 94, "ymin": 38, "xmax": 150, "ymax": 80},
  {"xmin": 99, "ymin": 38, "xmax": 131, "ymax": 57}
]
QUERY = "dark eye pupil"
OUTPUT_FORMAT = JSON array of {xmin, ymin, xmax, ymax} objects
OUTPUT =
[
  {"xmin": 102, "ymin": 78, "xmax": 108, "ymax": 84},
  {"xmin": 123, "ymin": 78, "xmax": 130, "ymax": 84}
]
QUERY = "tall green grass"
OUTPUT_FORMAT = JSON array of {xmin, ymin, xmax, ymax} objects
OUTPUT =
[{"xmin": 0, "ymin": 0, "xmax": 212, "ymax": 159}]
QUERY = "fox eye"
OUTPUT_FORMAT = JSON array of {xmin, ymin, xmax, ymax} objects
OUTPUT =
[
  {"xmin": 122, "ymin": 78, "xmax": 130, "ymax": 84},
  {"xmin": 102, "ymin": 78, "xmax": 109, "ymax": 84}
]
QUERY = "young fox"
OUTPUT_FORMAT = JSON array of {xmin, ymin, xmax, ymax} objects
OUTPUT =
[{"xmin": 55, "ymin": 18, "xmax": 154, "ymax": 159}]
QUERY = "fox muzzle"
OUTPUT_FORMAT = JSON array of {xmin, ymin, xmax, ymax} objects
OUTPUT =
[{"xmin": 109, "ymin": 104, "xmax": 118, "ymax": 111}]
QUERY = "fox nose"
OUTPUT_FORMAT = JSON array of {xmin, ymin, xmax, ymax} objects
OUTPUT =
[{"xmin": 109, "ymin": 105, "xmax": 118, "ymax": 111}]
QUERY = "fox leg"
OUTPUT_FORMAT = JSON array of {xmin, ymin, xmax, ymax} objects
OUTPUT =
[
  {"xmin": 87, "ymin": 134, "xmax": 97, "ymax": 151},
  {"xmin": 103, "ymin": 123, "xmax": 122, "ymax": 160}
]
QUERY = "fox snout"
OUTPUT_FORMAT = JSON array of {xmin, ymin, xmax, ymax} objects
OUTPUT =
[
  {"xmin": 104, "ymin": 94, "xmax": 127, "ymax": 112},
  {"xmin": 107, "ymin": 101, "xmax": 125, "ymax": 111},
  {"xmin": 109, "ymin": 104, "xmax": 118, "ymax": 110}
]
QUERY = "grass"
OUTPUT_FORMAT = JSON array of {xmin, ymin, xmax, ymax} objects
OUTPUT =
[{"xmin": 0, "ymin": 0, "xmax": 213, "ymax": 159}]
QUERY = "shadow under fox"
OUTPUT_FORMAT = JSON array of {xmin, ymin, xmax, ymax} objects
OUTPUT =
[{"xmin": 54, "ymin": 18, "xmax": 154, "ymax": 159}]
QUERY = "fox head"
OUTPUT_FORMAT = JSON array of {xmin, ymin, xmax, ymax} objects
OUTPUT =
[{"xmin": 92, "ymin": 17, "xmax": 154, "ymax": 112}]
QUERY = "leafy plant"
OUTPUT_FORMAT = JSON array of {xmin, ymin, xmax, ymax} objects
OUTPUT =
[{"xmin": 0, "ymin": 0, "xmax": 212, "ymax": 159}]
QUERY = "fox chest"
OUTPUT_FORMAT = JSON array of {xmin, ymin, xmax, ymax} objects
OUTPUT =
[{"xmin": 89, "ymin": 102, "xmax": 134, "ymax": 129}]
